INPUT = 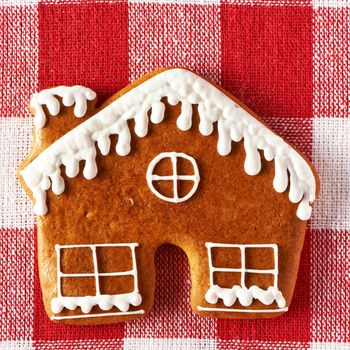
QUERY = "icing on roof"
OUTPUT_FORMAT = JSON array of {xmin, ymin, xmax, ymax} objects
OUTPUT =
[
  {"xmin": 21, "ymin": 68, "xmax": 316, "ymax": 220},
  {"xmin": 31, "ymin": 86, "xmax": 96, "ymax": 128}
]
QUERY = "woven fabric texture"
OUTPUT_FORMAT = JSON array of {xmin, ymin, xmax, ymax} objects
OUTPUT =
[{"xmin": 0, "ymin": 0, "xmax": 349, "ymax": 349}]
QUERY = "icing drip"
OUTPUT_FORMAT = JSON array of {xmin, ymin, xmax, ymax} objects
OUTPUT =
[
  {"xmin": 205, "ymin": 285, "xmax": 286, "ymax": 308},
  {"xmin": 30, "ymin": 86, "xmax": 96, "ymax": 128},
  {"xmin": 21, "ymin": 68, "xmax": 316, "ymax": 220}
]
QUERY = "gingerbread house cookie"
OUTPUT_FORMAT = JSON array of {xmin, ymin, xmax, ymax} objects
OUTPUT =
[{"xmin": 18, "ymin": 67, "xmax": 320, "ymax": 324}]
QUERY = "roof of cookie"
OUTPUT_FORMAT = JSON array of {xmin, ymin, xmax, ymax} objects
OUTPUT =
[{"xmin": 20, "ymin": 68, "xmax": 317, "ymax": 220}]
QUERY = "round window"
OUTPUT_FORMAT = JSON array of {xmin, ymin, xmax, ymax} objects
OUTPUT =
[{"xmin": 146, "ymin": 152, "xmax": 200, "ymax": 203}]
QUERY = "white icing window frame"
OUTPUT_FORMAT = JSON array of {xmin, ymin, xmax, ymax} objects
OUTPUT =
[
  {"xmin": 146, "ymin": 152, "xmax": 200, "ymax": 203},
  {"xmin": 198, "ymin": 242, "xmax": 288, "ymax": 314},
  {"xmin": 207, "ymin": 242, "xmax": 279, "ymax": 289},
  {"xmin": 51, "ymin": 243, "xmax": 144, "ymax": 320}
]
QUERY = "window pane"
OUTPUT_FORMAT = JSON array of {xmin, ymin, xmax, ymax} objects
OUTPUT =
[
  {"xmin": 61, "ymin": 276, "xmax": 96, "ymax": 297},
  {"xmin": 245, "ymin": 273, "xmax": 275, "ymax": 290},
  {"xmin": 99, "ymin": 275, "xmax": 134, "ymax": 295},
  {"xmin": 245, "ymin": 247, "xmax": 275, "ymax": 270},
  {"xmin": 97, "ymin": 246, "xmax": 133, "ymax": 273},
  {"xmin": 214, "ymin": 272, "xmax": 241, "ymax": 289},
  {"xmin": 211, "ymin": 247, "xmax": 241, "ymax": 269},
  {"xmin": 61, "ymin": 247, "xmax": 94, "ymax": 274}
]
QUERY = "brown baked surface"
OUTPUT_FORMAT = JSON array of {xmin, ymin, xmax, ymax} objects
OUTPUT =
[{"xmin": 18, "ymin": 67, "xmax": 320, "ymax": 324}]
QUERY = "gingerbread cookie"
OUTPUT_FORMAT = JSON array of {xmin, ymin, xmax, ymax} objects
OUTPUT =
[{"xmin": 18, "ymin": 67, "xmax": 319, "ymax": 324}]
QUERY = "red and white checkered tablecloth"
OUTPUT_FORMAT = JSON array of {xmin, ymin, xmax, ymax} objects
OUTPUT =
[{"xmin": 0, "ymin": 0, "xmax": 349, "ymax": 349}]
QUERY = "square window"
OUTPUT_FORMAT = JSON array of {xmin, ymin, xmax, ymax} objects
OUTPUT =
[{"xmin": 56, "ymin": 244, "xmax": 139, "ymax": 298}]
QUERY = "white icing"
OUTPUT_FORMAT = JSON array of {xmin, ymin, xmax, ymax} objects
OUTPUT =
[
  {"xmin": 51, "ymin": 243, "xmax": 143, "ymax": 315},
  {"xmin": 30, "ymin": 86, "xmax": 96, "ymax": 129},
  {"xmin": 51, "ymin": 292, "xmax": 142, "ymax": 314},
  {"xmin": 146, "ymin": 152, "xmax": 200, "ymax": 203},
  {"xmin": 204, "ymin": 242, "xmax": 286, "ymax": 310},
  {"xmin": 51, "ymin": 309, "xmax": 145, "ymax": 320},
  {"xmin": 21, "ymin": 68, "xmax": 316, "ymax": 220},
  {"xmin": 197, "ymin": 306, "xmax": 288, "ymax": 313},
  {"xmin": 205, "ymin": 285, "xmax": 286, "ymax": 308}
]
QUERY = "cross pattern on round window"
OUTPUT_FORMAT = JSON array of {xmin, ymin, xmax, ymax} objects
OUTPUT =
[{"xmin": 146, "ymin": 152, "xmax": 200, "ymax": 203}]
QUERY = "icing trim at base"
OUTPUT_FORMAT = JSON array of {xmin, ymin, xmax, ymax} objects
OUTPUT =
[
  {"xmin": 51, "ymin": 309, "xmax": 145, "ymax": 320},
  {"xmin": 22, "ymin": 68, "xmax": 316, "ymax": 220},
  {"xmin": 205, "ymin": 285, "xmax": 286, "ymax": 308},
  {"xmin": 51, "ymin": 292, "xmax": 142, "ymax": 314},
  {"xmin": 197, "ymin": 306, "xmax": 288, "ymax": 313}
]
